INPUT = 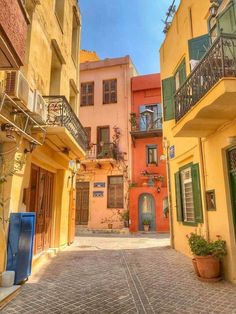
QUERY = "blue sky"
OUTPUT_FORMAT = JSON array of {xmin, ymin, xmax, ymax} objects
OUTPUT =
[{"xmin": 79, "ymin": 0, "xmax": 180, "ymax": 75}]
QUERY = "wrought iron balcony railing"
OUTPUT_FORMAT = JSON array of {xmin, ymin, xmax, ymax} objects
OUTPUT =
[
  {"xmin": 130, "ymin": 113, "xmax": 162, "ymax": 132},
  {"xmin": 175, "ymin": 34, "xmax": 236, "ymax": 121},
  {"xmin": 86, "ymin": 142, "xmax": 118, "ymax": 160},
  {"xmin": 44, "ymin": 96, "xmax": 88, "ymax": 151}
]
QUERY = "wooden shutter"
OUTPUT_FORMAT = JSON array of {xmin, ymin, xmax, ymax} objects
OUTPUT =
[
  {"xmin": 162, "ymin": 77, "xmax": 175, "ymax": 121},
  {"xmin": 188, "ymin": 34, "xmax": 210, "ymax": 61},
  {"xmin": 191, "ymin": 163, "xmax": 203, "ymax": 223},
  {"xmin": 178, "ymin": 59, "xmax": 187, "ymax": 87},
  {"xmin": 108, "ymin": 176, "xmax": 123, "ymax": 208},
  {"xmin": 217, "ymin": 3, "xmax": 236, "ymax": 35},
  {"xmin": 174, "ymin": 172, "xmax": 183, "ymax": 222}
]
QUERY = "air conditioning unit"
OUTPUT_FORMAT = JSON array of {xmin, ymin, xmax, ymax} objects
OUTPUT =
[
  {"xmin": 33, "ymin": 90, "xmax": 47, "ymax": 123},
  {"xmin": 5, "ymin": 71, "xmax": 30, "ymax": 107}
]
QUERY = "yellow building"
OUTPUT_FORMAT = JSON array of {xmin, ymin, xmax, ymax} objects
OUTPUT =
[
  {"xmin": 160, "ymin": 0, "xmax": 236, "ymax": 282},
  {"xmin": 0, "ymin": 0, "xmax": 87, "ymax": 273}
]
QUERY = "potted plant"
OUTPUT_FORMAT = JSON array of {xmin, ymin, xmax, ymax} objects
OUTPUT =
[
  {"xmin": 143, "ymin": 218, "xmax": 151, "ymax": 232},
  {"xmin": 187, "ymin": 233, "xmax": 227, "ymax": 280},
  {"xmin": 120, "ymin": 210, "xmax": 129, "ymax": 228},
  {"xmin": 129, "ymin": 113, "xmax": 137, "ymax": 130}
]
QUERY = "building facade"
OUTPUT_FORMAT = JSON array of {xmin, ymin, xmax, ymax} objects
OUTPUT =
[
  {"xmin": 129, "ymin": 74, "xmax": 169, "ymax": 233},
  {"xmin": 160, "ymin": 0, "xmax": 236, "ymax": 282},
  {"xmin": 77, "ymin": 56, "xmax": 137, "ymax": 230},
  {"xmin": 0, "ymin": 0, "xmax": 87, "ymax": 274}
]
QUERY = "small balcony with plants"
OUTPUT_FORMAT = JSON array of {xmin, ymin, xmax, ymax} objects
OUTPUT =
[
  {"xmin": 130, "ymin": 110, "xmax": 162, "ymax": 140},
  {"xmin": 173, "ymin": 33, "xmax": 236, "ymax": 137}
]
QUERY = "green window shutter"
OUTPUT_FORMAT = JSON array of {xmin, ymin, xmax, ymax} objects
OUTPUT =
[
  {"xmin": 188, "ymin": 34, "xmax": 210, "ymax": 61},
  {"xmin": 174, "ymin": 172, "xmax": 183, "ymax": 222},
  {"xmin": 178, "ymin": 59, "xmax": 186, "ymax": 86},
  {"xmin": 191, "ymin": 164, "xmax": 203, "ymax": 223},
  {"xmin": 217, "ymin": 3, "xmax": 236, "ymax": 34},
  {"xmin": 162, "ymin": 77, "xmax": 175, "ymax": 121}
]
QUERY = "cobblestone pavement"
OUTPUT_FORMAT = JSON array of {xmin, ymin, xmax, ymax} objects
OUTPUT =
[{"xmin": 2, "ymin": 233, "xmax": 236, "ymax": 314}]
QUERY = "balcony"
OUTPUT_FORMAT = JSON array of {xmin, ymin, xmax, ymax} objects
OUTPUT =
[
  {"xmin": 130, "ymin": 112, "xmax": 162, "ymax": 140},
  {"xmin": 174, "ymin": 34, "xmax": 236, "ymax": 137},
  {"xmin": 44, "ymin": 96, "xmax": 87, "ymax": 159},
  {"xmin": 0, "ymin": 0, "xmax": 29, "ymax": 69}
]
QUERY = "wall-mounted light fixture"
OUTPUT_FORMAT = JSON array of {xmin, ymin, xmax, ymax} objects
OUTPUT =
[
  {"xmin": 157, "ymin": 186, "xmax": 161, "ymax": 194},
  {"xmin": 24, "ymin": 142, "xmax": 37, "ymax": 154},
  {"xmin": 209, "ymin": 0, "xmax": 219, "ymax": 18}
]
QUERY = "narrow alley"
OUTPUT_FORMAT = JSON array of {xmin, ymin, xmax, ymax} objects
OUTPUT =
[{"xmin": 2, "ymin": 234, "xmax": 236, "ymax": 314}]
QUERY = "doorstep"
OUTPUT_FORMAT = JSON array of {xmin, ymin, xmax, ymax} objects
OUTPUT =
[
  {"xmin": 0, "ymin": 285, "xmax": 21, "ymax": 310},
  {"xmin": 32, "ymin": 248, "xmax": 58, "ymax": 272}
]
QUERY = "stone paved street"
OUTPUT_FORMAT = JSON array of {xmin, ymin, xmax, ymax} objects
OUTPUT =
[{"xmin": 2, "ymin": 234, "xmax": 236, "ymax": 314}]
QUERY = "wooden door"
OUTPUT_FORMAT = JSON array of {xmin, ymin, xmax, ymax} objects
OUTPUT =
[
  {"xmin": 28, "ymin": 165, "xmax": 54, "ymax": 255},
  {"xmin": 68, "ymin": 188, "xmax": 76, "ymax": 243},
  {"xmin": 76, "ymin": 182, "xmax": 89, "ymax": 225}
]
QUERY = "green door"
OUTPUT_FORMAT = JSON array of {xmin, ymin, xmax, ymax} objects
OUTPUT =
[{"xmin": 228, "ymin": 147, "xmax": 236, "ymax": 233}]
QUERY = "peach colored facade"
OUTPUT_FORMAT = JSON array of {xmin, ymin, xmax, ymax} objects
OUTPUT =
[
  {"xmin": 77, "ymin": 56, "xmax": 137, "ymax": 230},
  {"xmin": 129, "ymin": 74, "xmax": 169, "ymax": 232}
]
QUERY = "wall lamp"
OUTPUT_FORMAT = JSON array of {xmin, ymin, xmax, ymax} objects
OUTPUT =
[
  {"xmin": 209, "ymin": 0, "xmax": 219, "ymax": 18},
  {"xmin": 157, "ymin": 187, "xmax": 161, "ymax": 194},
  {"xmin": 24, "ymin": 142, "xmax": 37, "ymax": 154}
]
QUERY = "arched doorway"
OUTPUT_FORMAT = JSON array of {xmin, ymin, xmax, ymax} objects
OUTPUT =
[{"xmin": 138, "ymin": 193, "xmax": 156, "ymax": 231}]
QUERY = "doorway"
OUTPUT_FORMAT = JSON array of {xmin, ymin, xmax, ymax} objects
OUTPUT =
[
  {"xmin": 138, "ymin": 193, "xmax": 156, "ymax": 231},
  {"xmin": 76, "ymin": 182, "xmax": 90, "ymax": 225},
  {"xmin": 228, "ymin": 147, "xmax": 236, "ymax": 234},
  {"xmin": 28, "ymin": 165, "xmax": 54, "ymax": 255}
]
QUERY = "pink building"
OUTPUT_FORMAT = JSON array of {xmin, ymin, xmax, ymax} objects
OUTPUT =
[{"xmin": 77, "ymin": 56, "xmax": 137, "ymax": 230}]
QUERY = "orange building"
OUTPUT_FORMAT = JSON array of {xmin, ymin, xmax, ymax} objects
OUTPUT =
[{"xmin": 129, "ymin": 74, "xmax": 169, "ymax": 233}]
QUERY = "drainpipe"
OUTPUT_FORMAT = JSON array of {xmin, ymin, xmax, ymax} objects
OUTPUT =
[
  {"xmin": 198, "ymin": 137, "xmax": 210, "ymax": 241},
  {"xmin": 164, "ymin": 139, "xmax": 175, "ymax": 248}
]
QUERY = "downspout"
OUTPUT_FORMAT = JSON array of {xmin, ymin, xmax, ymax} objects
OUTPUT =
[
  {"xmin": 198, "ymin": 138, "xmax": 210, "ymax": 241},
  {"xmin": 164, "ymin": 139, "xmax": 175, "ymax": 248}
]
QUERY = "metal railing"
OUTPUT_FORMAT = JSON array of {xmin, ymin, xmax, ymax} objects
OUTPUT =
[
  {"xmin": 175, "ymin": 34, "xmax": 236, "ymax": 121},
  {"xmin": 86, "ymin": 143, "xmax": 118, "ymax": 160},
  {"xmin": 44, "ymin": 96, "xmax": 88, "ymax": 151},
  {"xmin": 130, "ymin": 113, "xmax": 162, "ymax": 132}
]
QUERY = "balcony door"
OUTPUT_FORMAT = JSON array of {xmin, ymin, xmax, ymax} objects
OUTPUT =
[
  {"xmin": 140, "ymin": 104, "xmax": 162, "ymax": 131},
  {"xmin": 97, "ymin": 126, "xmax": 110, "ymax": 156}
]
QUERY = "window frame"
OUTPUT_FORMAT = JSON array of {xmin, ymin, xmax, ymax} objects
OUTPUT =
[
  {"xmin": 103, "ymin": 79, "xmax": 117, "ymax": 104},
  {"xmin": 146, "ymin": 145, "xmax": 158, "ymax": 166},
  {"xmin": 175, "ymin": 162, "xmax": 203, "ymax": 226},
  {"xmin": 80, "ymin": 82, "xmax": 94, "ymax": 106},
  {"xmin": 107, "ymin": 176, "xmax": 124, "ymax": 209},
  {"xmin": 54, "ymin": 0, "xmax": 65, "ymax": 33}
]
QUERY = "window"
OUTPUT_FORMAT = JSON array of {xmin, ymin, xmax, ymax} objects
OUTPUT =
[
  {"xmin": 180, "ymin": 167, "xmax": 195, "ymax": 222},
  {"xmin": 108, "ymin": 176, "xmax": 123, "ymax": 208},
  {"xmin": 50, "ymin": 46, "xmax": 62, "ymax": 95},
  {"xmin": 55, "ymin": 0, "xmax": 65, "ymax": 31},
  {"xmin": 139, "ymin": 104, "xmax": 162, "ymax": 130},
  {"xmin": 81, "ymin": 82, "xmax": 94, "ymax": 106},
  {"xmin": 146, "ymin": 145, "xmax": 157, "ymax": 165},
  {"xmin": 174, "ymin": 59, "xmax": 186, "ymax": 91},
  {"xmin": 71, "ymin": 8, "xmax": 80, "ymax": 65},
  {"xmin": 103, "ymin": 79, "xmax": 117, "ymax": 104},
  {"xmin": 175, "ymin": 163, "xmax": 203, "ymax": 224}
]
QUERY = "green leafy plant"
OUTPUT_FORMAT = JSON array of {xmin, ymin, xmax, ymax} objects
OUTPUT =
[
  {"xmin": 142, "ymin": 218, "xmax": 151, "ymax": 226},
  {"xmin": 187, "ymin": 233, "xmax": 227, "ymax": 259},
  {"xmin": 120, "ymin": 210, "xmax": 129, "ymax": 222}
]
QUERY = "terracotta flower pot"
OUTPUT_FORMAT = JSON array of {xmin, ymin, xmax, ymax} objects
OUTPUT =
[
  {"xmin": 108, "ymin": 223, "xmax": 113, "ymax": 229},
  {"xmin": 144, "ymin": 225, "xmax": 149, "ymax": 232},
  {"xmin": 195, "ymin": 255, "xmax": 220, "ymax": 279},
  {"xmin": 192, "ymin": 258, "xmax": 200, "ymax": 277}
]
